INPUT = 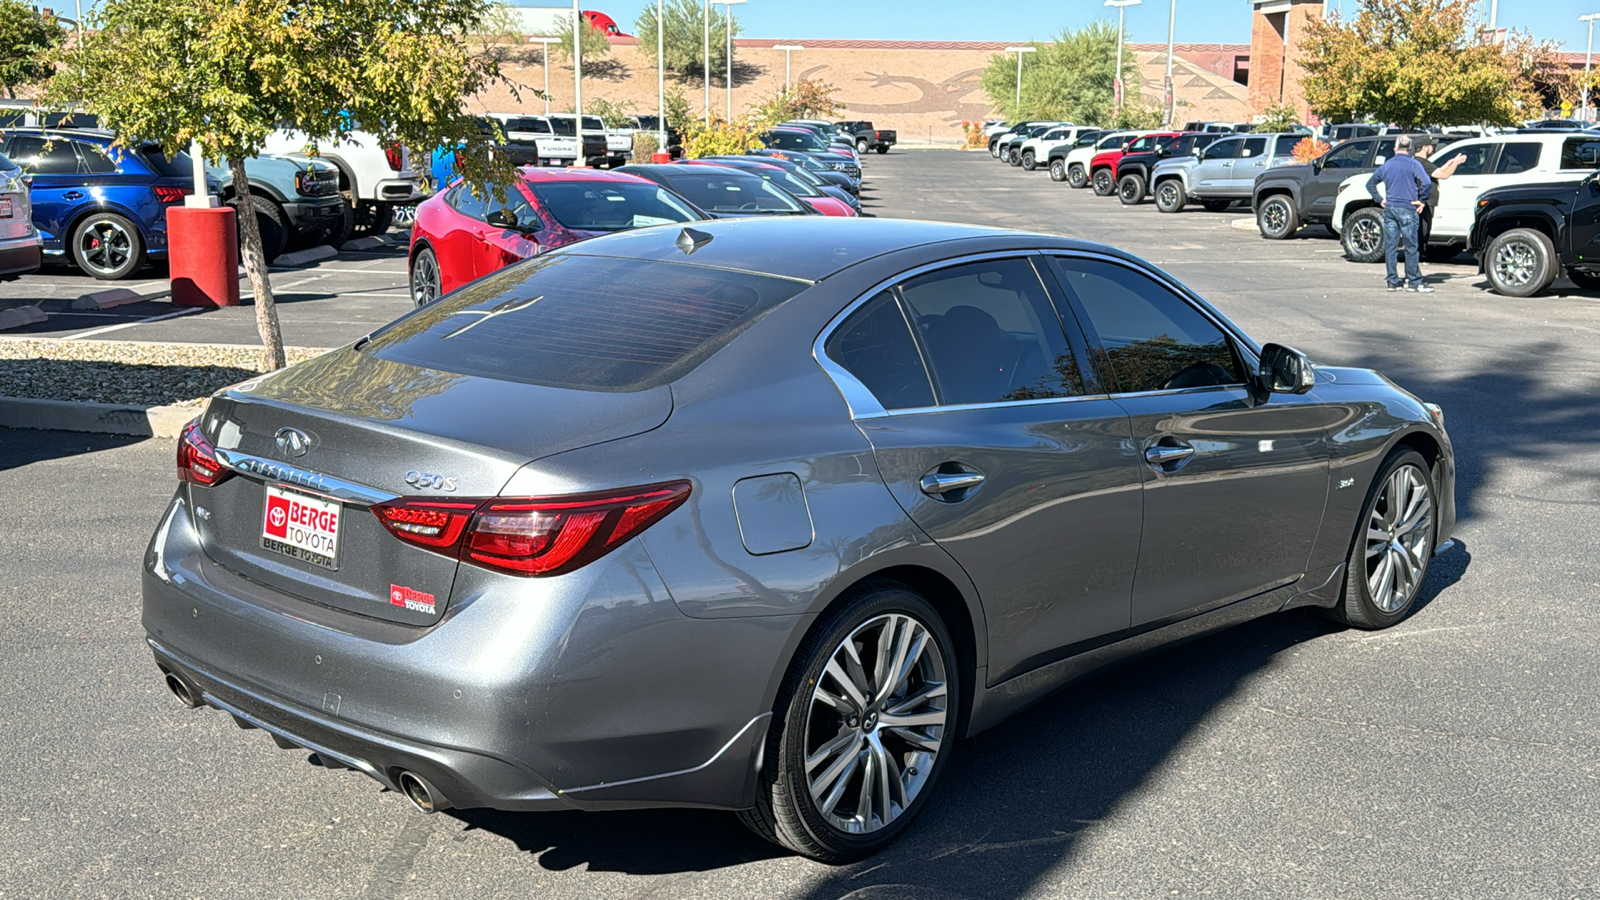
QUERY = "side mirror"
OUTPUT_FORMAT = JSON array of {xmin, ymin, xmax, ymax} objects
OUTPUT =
[
  {"xmin": 486, "ymin": 208, "xmax": 538, "ymax": 234},
  {"xmin": 1259, "ymin": 343, "xmax": 1316, "ymax": 395}
]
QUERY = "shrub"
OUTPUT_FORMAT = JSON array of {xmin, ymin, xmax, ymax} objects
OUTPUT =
[
  {"xmin": 631, "ymin": 131, "xmax": 660, "ymax": 163},
  {"xmin": 1292, "ymin": 136, "xmax": 1332, "ymax": 163}
]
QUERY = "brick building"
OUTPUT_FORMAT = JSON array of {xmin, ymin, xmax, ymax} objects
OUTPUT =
[{"xmin": 1247, "ymin": 0, "xmax": 1324, "ymax": 123}]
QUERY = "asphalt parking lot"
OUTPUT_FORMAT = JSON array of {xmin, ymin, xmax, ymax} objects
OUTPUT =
[{"xmin": 2, "ymin": 151, "xmax": 1598, "ymax": 899}]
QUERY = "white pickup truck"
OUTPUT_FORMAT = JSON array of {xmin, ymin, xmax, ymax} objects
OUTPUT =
[
  {"xmin": 262, "ymin": 127, "xmax": 428, "ymax": 241},
  {"xmin": 548, "ymin": 114, "xmax": 630, "ymax": 168}
]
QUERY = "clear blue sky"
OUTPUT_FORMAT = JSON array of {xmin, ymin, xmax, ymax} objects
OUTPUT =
[{"xmin": 562, "ymin": 0, "xmax": 1599, "ymax": 51}]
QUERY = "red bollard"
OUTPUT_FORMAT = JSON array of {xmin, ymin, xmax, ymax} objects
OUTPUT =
[
  {"xmin": 167, "ymin": 205, "xmax": 241, "ymax": 307},
  {"xmin": 652, "ymin": 151, "xmax": 671, "ymax": 163}
]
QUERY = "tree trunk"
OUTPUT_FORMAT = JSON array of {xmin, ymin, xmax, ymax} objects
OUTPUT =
[{"xmin": 230, "ymin": 156, "xmax": 285, "ymax": 371}]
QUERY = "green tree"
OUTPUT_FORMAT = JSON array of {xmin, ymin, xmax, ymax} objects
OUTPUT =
[
  {"xmin": 537, "ymin": 13, "xmax": 611, "ymax": 65},
  {"xmin": 0, "ymin": 0, "xmax": 65, "ymax": 98},
  {"xmin": 634, "ymin": 0, "xmax": 741, "ymax": 83},
  {"xmin": 1300, "ymin": 0, "xmax": 1566, "ymax": 127},
  {"xmin": 49, "ymin": 0, "xmax": 515, "ymax": 371},
  {"xmin": 979, "ymin": 22, "xmax": 1139, "ymax": 126},
  {"xmin": 587, "ymin": 97, "xmax": 636, "ymax": 128},
  {"xmin": 751, "ymin": 78, "xmax": 842, "ymax": 121},
  {"xmin": 1253, "ymin": 101, "xmax": 1301, "ymax": 132}
]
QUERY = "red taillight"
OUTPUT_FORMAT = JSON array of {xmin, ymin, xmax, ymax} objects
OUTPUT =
[
  {"xmin": 371, "ymin": 481, "xmax": 690, "ymax": 577},
  {"xmin": 383, "ymin": 142, "xmax": 404, "ymax": 171},
  {"xmin": 153, "ymin": 185, "xmax": 191, "ymax": 204},
  {"xmin": 177, "ymin": 418, "xmax": 230, "ymax": 486}
]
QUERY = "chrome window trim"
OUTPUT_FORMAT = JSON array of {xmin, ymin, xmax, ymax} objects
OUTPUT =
[{"xmin": 213, "ymin": 449, "xmax": 400, "ymax": 508}]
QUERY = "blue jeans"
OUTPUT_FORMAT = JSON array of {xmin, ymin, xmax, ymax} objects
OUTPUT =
[{"xmin": 1382, "ymin": 205, "xmax": 1423, "ymax": 288}]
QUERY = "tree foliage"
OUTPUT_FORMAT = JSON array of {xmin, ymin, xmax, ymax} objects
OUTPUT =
[
  {"xmin": 537, "ymin": 13, "xmax": 611, "ymax": 65},
  {"xmin": 0, "ymin": 0, "xmax": 65, "ymax": 98},
  {"xmin": 586, "ymin": 97, "xmax": 636, "ymax": 128},
  {"xmin": 1300, "ymin": 0, "xmax": 1567, "ymax": 127},
  {"xmin": 979, "ymin": 22, "xmax": 1139, "ymax": 126},
  {"xmin": 49, "ymin": 0, "xmax": 515, "ymax": 370},
  {"xmin": 1253, "ymin": 101, "xmax": 1302, "ymax": 132},
  {"xmin": 681, "ymin": 111, "xmax": 772, "ymax": 158},
  {"xmin": 633, "ymin": 0, "xmax": 741, "ymax": 82},
  {"xmin": 750, "ymin": 79, "xmax": 842, "ymax": 122}
]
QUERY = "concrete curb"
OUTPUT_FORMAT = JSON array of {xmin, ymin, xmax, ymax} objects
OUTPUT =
[
  {"xmin": 1230, "ymin": 217, "xmax": 1258, "ymax": 231},
  {"xmin": 72, "ymin": 288, "xmax": 146, "ymax": 310},
  {"xmin": 0, "ymin": 396, "xmax": 194, "ymax": 437},
  {"xmin": 339, "ymin": 236, "xmax": 387, "ymax": 252},
  {"xmin": 273, "ymin": 245, "xmax": 339, "ymax": 267},
  {"xmin": 0, "ymin": 305, "xmax": 46, "ymax": 331}
]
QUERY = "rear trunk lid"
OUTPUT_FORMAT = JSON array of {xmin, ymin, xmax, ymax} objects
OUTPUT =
[{"xmin": 190, "ymin": 347, "xmax": 672, "ymax": 625}]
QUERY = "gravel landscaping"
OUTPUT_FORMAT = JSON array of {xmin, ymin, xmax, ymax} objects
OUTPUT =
[{"xmin": 0, "ymin": 339, "xmax": 328, "ymax": 408}]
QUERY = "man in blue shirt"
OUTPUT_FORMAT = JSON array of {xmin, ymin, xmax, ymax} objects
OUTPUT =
[{"xmin": 1366, "ymin": 135, "xmax": 1434, "ymax": 293}]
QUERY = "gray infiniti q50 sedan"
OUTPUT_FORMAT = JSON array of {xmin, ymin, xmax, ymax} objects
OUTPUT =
[{"xmin": 144, "ymin": 217, "xmax": 1455, "ymax": 861}]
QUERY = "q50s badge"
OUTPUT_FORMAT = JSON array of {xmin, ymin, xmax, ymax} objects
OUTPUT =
[{"xmin": 404, "ymin": 470, "xmax": 458, "ymax": 492}]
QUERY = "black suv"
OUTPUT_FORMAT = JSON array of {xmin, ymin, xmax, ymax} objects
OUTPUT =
[
  {"xmin": 1116, "ymin": 132, "xmax": 1223, "ymax": 205},
  {"xmin": 1470, "ymin": 138, "xmax": 1600, "ymax": 297},
  {"xmin": 1251, "ymin": 133, "xmax": 1430, "ymax": 240}
]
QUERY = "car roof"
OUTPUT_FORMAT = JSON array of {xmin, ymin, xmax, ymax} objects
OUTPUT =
[
  {"xmin": 0, "ymin": 126, "xmax": 117, "ymax": 142},
  {"xmin": 516, "ymin": 167, "xmax": 655, "ymax": 185},
  {"xmin": 564, "ymin": 217, "xmax": 1093, "ymax": 282}
]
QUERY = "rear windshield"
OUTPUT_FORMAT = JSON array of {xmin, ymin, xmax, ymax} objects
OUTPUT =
[
  {"xmin": 763, "ymin": 131, "xmax": 826, "ymax": 152},
  {"xmin": 503, "ymin": 117, "xmax": 551, "ymax": 134},
  {"xmin": 651, "ymin": 170, "xmax": 807, "ymax": 214},
  {"xmin": 530, "ymin": 181, "xmax": 700, "ymax": 230},
  {"xmin": 365, "ymin": 254, "xmax": 807, "ymax": 392},
  {"xmin": 138, "ymin": 145, "xmax": 195, "ymax": 178}
]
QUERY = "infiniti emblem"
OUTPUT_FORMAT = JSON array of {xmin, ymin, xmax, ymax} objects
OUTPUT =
[{"xmin": 275, "ymin": 427, "xmax": 312, "ymax": 458}]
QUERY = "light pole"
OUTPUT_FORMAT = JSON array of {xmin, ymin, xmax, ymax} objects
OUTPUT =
[
  {"xmin": 571, "ymin": 0, "xmax": 583, "ymax": 131},
  {"xmin": 773, "ymin": 43, "xmax": 804, "ymax": 88},
  {"xmin": 528, "ymin": 36, "xmax": 560, "ymax": 114},
  {"xmin": 703, "ymin": 0, "xmax": 711, "ymax": 121},
  {"xmin": 657, "ymin": 0, "xmax": 666, "ymax": 150},
  {"xmin": 1004, "ymin": 46, "xmax": 1035, "ymax": 114},
  {"xmin": 1105, "ymin": 0, "xmax": 1142, "ymax": 116},
  {"xmin": 714, "ymin": 0, "xmax": 745, "ymax": 121},
  {"xmin": 1584, "ymin": 13, "xmax": 1600, "ymax": 123},
  {"xmin": 1164, "ymin": 0, "xmax": 1177, "ymax": 126}
]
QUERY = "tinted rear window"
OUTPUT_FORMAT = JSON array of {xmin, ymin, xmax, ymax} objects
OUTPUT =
[
  {"xmin": 366, "ymin": 254, "xmax": 807, "ymax": 392},
  {"xmin": 531, "ymin": 181, "xmax": 700, "ymax": 230},
  {"xmin": 138, "ymin": 145, "xmax": 195, "ymax": 177},
  {"xmin": 503, "ymin": 117, "xmax": 551, "ymax": 134}
]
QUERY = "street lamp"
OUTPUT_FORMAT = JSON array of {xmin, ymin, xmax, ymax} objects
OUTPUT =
[
  {"xmin": 1584, "ymin": 13, "xmax": 1600, "ymax": 123},
  {"xmin": 703, "ymin": 0, "xmax": 711, "ymax": 121},
  {"xmin": 773, "ymin": 43, "xmax": 804, "ymax": 89},
  {"xmin": 1164, "ymin": 0, "xmax": 1177, "ymax": 126},
  {"xmin": 571, "ymin": 0, "xmax": 583, "ymax": 131},
  {"xmin": 1105, "ymin": 0, "xmax": 1142, "ymax": 116},
  {"xmin": 527, "ymin": 36, "xmax": 560, "ymax": 114},
  {"xmin": 657, "ymin": 0, "xmax": 667, "ymax": 151},
  {"xmin": 1004, "ymin": 46, "xmax": 1035, "ymax": 114},
  {"xmin": 714, "ymin": 0, "xmax": 746, "ymax": 121}
]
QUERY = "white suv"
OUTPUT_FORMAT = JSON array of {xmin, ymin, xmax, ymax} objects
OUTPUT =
[
  {"xmin": 1056, "ymin": 131, "xmax": 1148, "ymax": 189},
  {"xmin": 1331, "ymin": 133, "xmax": 1594, "ymax": 262},
  {"xmin": 1015, "ymin": 126, "xmax": 1097, "ymax": 172}
]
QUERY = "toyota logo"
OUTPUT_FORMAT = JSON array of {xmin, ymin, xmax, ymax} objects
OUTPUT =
[{"xmin": 275, "ymin": 427, "xmax": 312, "ymax": 458}]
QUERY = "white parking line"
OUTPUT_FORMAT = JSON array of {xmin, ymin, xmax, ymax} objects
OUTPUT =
[{"xmin": 62, "ymin": 306, "xmax": 203, "ymax": 340}]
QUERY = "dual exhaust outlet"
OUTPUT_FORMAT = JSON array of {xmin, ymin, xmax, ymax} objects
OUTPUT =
[{"xmin": 161, "ymin": 666, "xmax": 451, "ymax": 815}]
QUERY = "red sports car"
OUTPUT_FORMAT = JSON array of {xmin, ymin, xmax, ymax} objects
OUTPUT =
[
  {"xmin": 408, "ymin": 168, "xmax": 703, "ymax": 305},
  {"xmin": 676, "ymin": 159, "xmax": 857, "ymax": 217}
]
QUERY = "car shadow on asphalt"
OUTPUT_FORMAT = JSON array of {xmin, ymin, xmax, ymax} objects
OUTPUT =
[
  {"xmin": 0, "ymin": 427, "xmax": 147, "ymax": 470},
  {"xmin": 447, "ymin": 556, "xmax": 1468, "ymax": 883}
]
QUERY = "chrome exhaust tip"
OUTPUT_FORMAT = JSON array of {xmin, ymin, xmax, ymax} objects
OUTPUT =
[
  {"xmin": 162, "ymin": 670, "xmax": 203, "ymax": 709},
  {"xmin": 396, "ymin": 771, "xmax": 450, "ymax": 814}
]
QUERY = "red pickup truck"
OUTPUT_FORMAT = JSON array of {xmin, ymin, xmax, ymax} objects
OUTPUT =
[{"xmin": 1087, "ymin": 131, "xmax": 1173, "ymax": 196}]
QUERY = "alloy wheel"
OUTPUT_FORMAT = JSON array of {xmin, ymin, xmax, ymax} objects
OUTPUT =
[
  {"xmin": 1262, "ymin": 200, "xmax": 1289, "ymax": 234},
  {"xmin": 1364, "ymin": 465, "xmax": 1433, "ymax": 613},
  {"xmin": 1157, "ymin": 182, "xmax": 1181, "ymax": 209},
  {"xmin": 804, "ymin": 613, "xmax": 948, "ymax": 835},
  {"xmin": 410, "ymin": 251, "xmax": 441, "ymax": 306},
  {"xmin": 1491, "ymin": 238, "xmax": 1538, "ymax": 289},
  {"xmin": 78, "ymin": 218, "xmax": 134, "ymax": 277},
  {"xmin": 1349, "ymin": 215, "xmax": 1382, "ymax": 256}
]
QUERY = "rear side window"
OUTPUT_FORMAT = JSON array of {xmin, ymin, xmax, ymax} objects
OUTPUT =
[
  {"xmin": 897, "ymin": 258, "xmax": 1082, "ymax": 405},
  {"xmin": 366, "ymin": 254, "xmax": 807, "ymax": 392},
  {"xmin": 138, "ymin": 146, "xmax": 195, "ymax": 178},
  {"xmin": 1274, "ymin": 134, "xmax": 1302, "ymax": 156},
  {"xmin": 1494, "ymin": 142, "xmax": 1541, "ymax": 174},
  {"xmin": 1204, "ymin": 139, "xmax": 1241, "ymax": 160},
  {"xmin": 78, "ymin": 143, "xmax": 119, "ymax": 174},
  {"xmin": 1444, "ymin": 143, "xmax": 1494, "ymax": 176},
  {"xmin": 1321, "ymin": 141, "xmax": 1368, "ymax": 169},
  {"xmin": 1239, "ymin": 137, "xmax": 1268, "ymax": 159},
  {"xmin": 504, "ymin": 117, "xmax": 551, "ymax": 134},
  {"xmin": 6, "ymin": 135, "xmax": 79, "ymax": 174},
  {"xmin": 1052, "ymin": 257, "xmax": 1243, "ymax": 394},
  {"xmin": 824, "ymin": 292, "xmax": 934, "ymax": 411},
  {"xmin": 1561, "ymin": 136, "xmax": 1600, "ymax": 169}
]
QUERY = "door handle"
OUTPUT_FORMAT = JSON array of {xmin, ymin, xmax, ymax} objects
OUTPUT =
[
  {"xmin": 63, "ymin": 191, "xmax": 83, "ymax": 200},
  {"xmin": 1144, "ymin": 443, "xmax": 1195, "ymax": 467},
  {"xmin": 919, "ymin": 470, "xmax": 985, "ymax": 497}
]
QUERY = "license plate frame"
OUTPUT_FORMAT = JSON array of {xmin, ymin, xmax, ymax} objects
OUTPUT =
[
  {"xmin": 0, "ymin": 198, "xmax": 12, "ymax": 219},
  {"xmin": 260, "ymin": 484, "xmax": 342, "ymax": 570}
]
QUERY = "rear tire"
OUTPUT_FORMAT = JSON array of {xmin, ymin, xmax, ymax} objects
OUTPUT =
[
  {"xmin": 1341, "ymin": 207, "xmax": 1386, "ymax": 264},
  {"xmin": 230, "ymin": 195, "xmax": 287, "ymax": 264},
  {"xmin": 1008, "ymin": 148, "xmax": 1021, "ymax": 166},
  {"xmin": 1328, "ymin": 449, "xmax": 1435, "ymax": 630},
  {"xmin": 409, "ymin": 246, "xmax": 442, "ymax": 307},
  {"xmin": 352, "ymin": 201, "xmax": 394, "ymax": 238},
  {"xmin": 1067, "ymin": 163, "xmax": 1088, "ymax": 189},
  {"xmin": 857, "ymin": 138, "xmax": 869, "ymax": 154},
  {"xmin": 738, "ymin": 581, "xmax": 959, "ymax": 863},
  {"xmin": 1483, "ymin": 228, "xmax": 1557, "ymax": 297},
  {"xmin": 1091, "ymin": 168, "xmax": 1115, "ymax": 196},
  {"xmin": 875, "ymin": 146, "xmax": 888, "ymax": 154},
  {"xmin": 1048, "ymin": 158, "xmax": 1066, "ymax": 182},
  {"xmin": 1256, "ymin": 195, "xmax": 1298, "ymax": 239},
  {"xmin": 1117, "ymin": 173, "xmax": 1146, "ymax": 205},
  {"xmin": 1154, "ymin": 179, "xmax": 1186, "ymax": 213},
  {"xmin": 69, "ymin": 212, "xmax": 143, "ymax": 280},
  {"xmin": 1021, "ymin": 150, "xmax": 1037, "ymax": 171}
]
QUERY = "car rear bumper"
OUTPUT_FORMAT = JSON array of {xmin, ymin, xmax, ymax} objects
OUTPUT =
[
  {"xmin": 141, "ymin": 491, "xmax": 786, "ymax": 813},
  {"xmin": 374, "ymin": 178, "xmax": 426, "ymax": 203},
  {"xmin": 0, "ymin": 235, "xmax": 41, "ymax": 277}
]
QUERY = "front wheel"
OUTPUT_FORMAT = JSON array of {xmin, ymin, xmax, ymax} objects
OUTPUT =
[
  {"xmin": 1341, "ymin": 207, "xmax": 1386, "ymax": 264},
  {"xmin": 1256, "ymin": 195, "xmax": 1298, "ymax": 239},
  {"xmin": 70, "ymin": 212, "xmax": 143, "ymax": 280},
  {"xmin": 1328, "ymin": 449, "xmax": 1436, "ymax": 629},
  {"xmin": 1021, "ymin": 150, "xmax": 1037, "ymax": 171},
  {"xmin": 1007, "ymin": 148, "xmax": 1021, "ymax": 166},
  {"xmin": 875, "ymin": 146, "xmax": 888, "ymax": 154},
  {"xmin": 1117, "ymin": 173, "xmax": 1147, "ymax": 205},
  {"xmin": 409, "ymin": 246, "xmax": 442, "ymax": 307},
  {"xmin": 1483, "ymin": 228, "xmax": 1557, "ymax": 297},
  {"xmin": 1067, "ymin": 163, "xmax": 1088, "ymax": 189},
  {"xmin": 739, "ymin": 581, "xmax": 959, "ymax": 863},
  {"xmin": 857, "ymin": 138, "xmax": 869, "ymax": 154},
  {"xmin": 1048, "ymin": 158, "xmax": 1066, "ymax": 182},
  {"xmin": 1155, "ymin": 179, "xmax": 1186, "ymax": 213},
  {"xmin": 1091, "ymin": 168, "xmax": 1115, "ymax": 196}
]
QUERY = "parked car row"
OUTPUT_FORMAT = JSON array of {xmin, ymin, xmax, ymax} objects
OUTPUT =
[{"xmin": 991, "ymin": 121, "xmax": 1600, "ymax": 298}]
